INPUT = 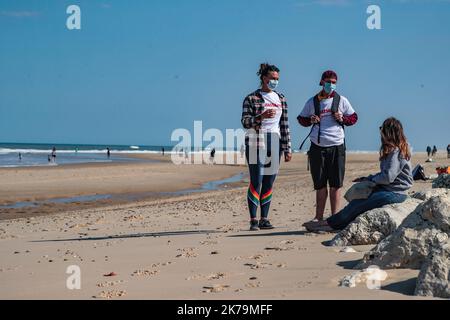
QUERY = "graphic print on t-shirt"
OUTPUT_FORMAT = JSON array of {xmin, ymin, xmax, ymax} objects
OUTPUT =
[
  {"xmin": 260, "ymin": 91, "xmax": 282, "ymax": 135},
  {"xmin": 298, "ymin": 95, "xmax": 355, "ymax": 147}
]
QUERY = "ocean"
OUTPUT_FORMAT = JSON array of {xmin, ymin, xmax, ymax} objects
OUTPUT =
[{"xmin": 0, "ymin": 142, "xmax": 173, "ymax": 167}]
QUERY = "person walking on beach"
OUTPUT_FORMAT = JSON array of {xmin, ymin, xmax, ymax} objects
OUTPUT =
[
  {"xmin": 447, "ymin": 144, "xmax": 450, "ymax": 159},
  {"xmin": 304, "ymin": 117, "xmax": 413, "ymax": 232},
  {"xmin": 51, "ymin": 147, "xmax": 56, "ymax": 163},
  {"xmin": 162, "ymin": 147, "xmax": 165, "ymax": 156},
  {"xmin": 210, "ymin": 148, "xmax": 216, "ymax": 164},
  {"xmin": 107, "ymin": 147, "xmax": 111, "ymax": 158},
  {"xmin": 427, "ymin": 146, "xmax": 432, "ymax": 158},
  {"xmin": 432, "ymin": 145, "xmax": 438, "ymax": 157},
  {"xmin": 241, "ymin": 63, "xmax": 292, "ymax": 231},
  {"xmin": 298, "ymin": 70, "xmax": 358, "ymax": 223}
]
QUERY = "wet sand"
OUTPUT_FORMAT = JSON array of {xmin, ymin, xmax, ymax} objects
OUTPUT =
[{"xmin": 0, "ymin": 152, "xmax": 447, "ymax": 299}]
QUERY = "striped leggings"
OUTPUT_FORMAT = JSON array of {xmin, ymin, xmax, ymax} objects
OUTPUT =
[{"xmin": 245, "ymin": 133, "xmax": 282, "ymax": 220}]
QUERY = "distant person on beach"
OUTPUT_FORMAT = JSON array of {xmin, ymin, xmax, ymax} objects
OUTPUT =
[
  {"xmin": 162, "ymin": 147, "xmax": 165, "ymax": 156},
  {"xmin": 48, "ymin": 155, "xmax": 51, "ymax": 163},
  {"xmin": 51, "ymin": 147, "xmax": 56, "ymax": 163},
  {"xmin": 426, "ymin": 145, "xmax": 432, "ymax": 157},
  {"xmin": 210, "ymin": 148, "xmax": 216, "ymax": 164},
  {"xmin": 241, "ymin": 63, "xmax": 292, "ymax": 231},
  {"xmin": 432, "ymin": 145, "xmax": 437, "ymax": 157},
  {"xmin": 447, "ymin": 144, "xmax": 450, "ymax": 159},
  {"xmin": 107, "ymin": 147, "xmax": 111, "ymax": 158},
  {"xmin": 297, "ymin": 70, "xmax": 358, "ymax": 224},
  {"xmin": 18, "ymin": 152, "xmax": 22, "ymax": 161},
  {"xmin": 304, "ymin": 117, "xmax": 413, "ymax": 232}
]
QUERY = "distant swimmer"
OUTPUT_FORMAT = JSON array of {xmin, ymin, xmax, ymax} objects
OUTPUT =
[
  {"xmin": 107, "ymin": 147, "xmax": 111, "ymax": 158},
  {"xmin": 18, "ymin": 152, "xmax": 22, "ymax": 161}
]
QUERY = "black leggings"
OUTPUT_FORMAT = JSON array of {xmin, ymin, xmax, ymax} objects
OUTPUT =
[{"xmin": 245, "ymin": 133, "xmax": 282, "ymax": 220}]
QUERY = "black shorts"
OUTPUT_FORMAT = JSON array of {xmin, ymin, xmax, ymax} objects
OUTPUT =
[{"xmin": 308, "ymin": 143, "xmax": 346, "ymax": 190}]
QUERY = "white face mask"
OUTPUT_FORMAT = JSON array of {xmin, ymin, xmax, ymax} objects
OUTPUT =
[{"xmin": 268, "ymin": 79, "xmax": 279, "ymax": 90}]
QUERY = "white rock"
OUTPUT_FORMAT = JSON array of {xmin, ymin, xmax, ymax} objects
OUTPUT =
[
  {"xmin": 415, "ymin": 241, "xmax": 450, "ymax": 298},
  {"xmin": 357, "ymin": 195, "xmax": 450, "ymax": 270},
  {"xmin": 329, "ymin": 198, "xmax": 422, "ymax": 247}
]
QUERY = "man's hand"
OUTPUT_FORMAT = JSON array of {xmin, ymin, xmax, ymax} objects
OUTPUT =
[
  {"xmin": 334, "ymin": 112, "xmax": 343, "ymax": 123},
  {"xmin": 310, "ymin": 115, "xmax": 320, "ymax": 124},
  {"xmin": 284, "ymin": 152, "xmax": 292, "ymax": 162},
  {"xmin": 261, "ymin": 109, "xmax": 276, "ymax": 119}
]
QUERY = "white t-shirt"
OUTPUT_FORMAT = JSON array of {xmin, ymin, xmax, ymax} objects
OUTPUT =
[
  {"xmin": 299, "ymin": 95, "xmax": 355, "ymax": 147},
  {"xmin": 260, "ymin": 91, "xmax": 282, "ymax": 135}
]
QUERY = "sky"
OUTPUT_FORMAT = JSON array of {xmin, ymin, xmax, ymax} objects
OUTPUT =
[{"xmin": 0, "ymin": 0, "xmax": 449, "ymax": 151}]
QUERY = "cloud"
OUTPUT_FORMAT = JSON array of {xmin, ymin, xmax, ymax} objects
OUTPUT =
[{"xmin": 0, "ymin": 10, "xmax": 40, "ymax": 17}]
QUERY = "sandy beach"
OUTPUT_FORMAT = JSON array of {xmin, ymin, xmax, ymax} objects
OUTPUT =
[{"xmin": 0, "ymin": 152, "xmax": 447, "ymax": 299}]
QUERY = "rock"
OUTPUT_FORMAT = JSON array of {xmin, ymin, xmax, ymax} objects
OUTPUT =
[
  {"xmin": 415, "ymin": 241, "xmax": 450, "ymax": 298},
  {"xmin": 356, "ymin": 194, "xmax": 450, "ymax": 270},
  {"xmin": 329, "ymin": 198, "xmax": 422, "ymax": 247},
  {"xmin": 412, "ymin": 188, "xmax": 449, "ymax": 201},
  {"xmin": 432, "ymin": 174, "xmax": 450, "ymax": 189},
  {"xmin": 339, "ymin": 266, "xmax": 388, "ymax": 289}
]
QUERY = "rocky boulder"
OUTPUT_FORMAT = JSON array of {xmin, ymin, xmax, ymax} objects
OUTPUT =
[
  {"xmin": 432, "ymin": 174, "xmax": 450, "ymax": 189},
  {"xmin": 357, "ymin": 194, "xmax": 450, "ymax": 270},
  {"xmin": 329, "ymin": 198, "xmax": 422, "ymax": 247},
  {"xmin": 412, "ymin": 188, "xmax": 449, "ymax": 201},
  {"xmin": 415, "ymin": 241, "xmax": 450, "ymax": 298}
]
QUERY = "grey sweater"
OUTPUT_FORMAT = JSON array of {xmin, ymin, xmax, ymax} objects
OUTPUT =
[{"xmin": 368, "ymin": 149, "xmax": 413, "ymax": 194}]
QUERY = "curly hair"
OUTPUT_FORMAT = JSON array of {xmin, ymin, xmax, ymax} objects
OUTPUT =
[{"xmin": 257, "ymin": 63, "xmax": 279, "ymax": 86}]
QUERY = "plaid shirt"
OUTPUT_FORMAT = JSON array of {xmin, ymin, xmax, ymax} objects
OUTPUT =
[{"xmin": 241, "ymin": 89, "xmax": 292, "ymax": 154}]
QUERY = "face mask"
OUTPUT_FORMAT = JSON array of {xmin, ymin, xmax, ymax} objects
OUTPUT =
[
  {"xmin": 323, "ymin": 82, "xmax": 336, "ymax": 94},
  {"xmin": 268, "ymin": 79, "xmax": 279, "ymax": 90}
]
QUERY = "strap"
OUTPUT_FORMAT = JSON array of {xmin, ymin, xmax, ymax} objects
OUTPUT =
[
  {"xmin": 331, "ymin": 92, "xmax": 341, "ymax": 114},
  {"xmin": 299, "ymin": 126, "xmax": 315, "ymax": 150},
  {"xmin": 313, "ymin": 95, "xmax": 321, "ymax": 144}
]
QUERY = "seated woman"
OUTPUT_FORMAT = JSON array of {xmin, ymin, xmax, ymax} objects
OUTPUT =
[{"xmin": 304, "ymin": 117, "xmax": 413, "ymax": 232}]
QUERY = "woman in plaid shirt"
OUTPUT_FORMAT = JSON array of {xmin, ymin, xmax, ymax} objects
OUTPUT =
[{"xmin": 241, "ymin": 63, "xmax": 292, "ymax": 231}]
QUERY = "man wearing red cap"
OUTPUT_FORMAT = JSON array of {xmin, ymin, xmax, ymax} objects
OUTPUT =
[{"xmin": 297, "ymin": 70, "xmax": 358, "ymax": 224}]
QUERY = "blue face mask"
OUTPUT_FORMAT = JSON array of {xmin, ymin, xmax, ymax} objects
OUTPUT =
[
  {"xmin": 268, "ymin": 79, "xmax": 279, "ymax": 90},
  {"xmin": 323, "ymin": 82, "xmax": 337, "ymax": 94}
]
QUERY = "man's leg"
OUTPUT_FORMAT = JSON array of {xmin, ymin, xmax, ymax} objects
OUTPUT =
[
  {"xmin": 329, "ymin": 187, "xmax": 341, "ymax": 215},
  {"xmin": 315, "ymin": 187, "xmax": 328, "ymax": 220}
]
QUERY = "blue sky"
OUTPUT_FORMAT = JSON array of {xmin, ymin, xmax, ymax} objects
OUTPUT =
[{"xmin": 0, "ymin": 0, "xmax": 449, "ymax": 151}]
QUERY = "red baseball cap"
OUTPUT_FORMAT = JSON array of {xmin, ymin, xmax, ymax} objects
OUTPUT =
[{"xmin": 320, "ymin": 70, "xmax": 338, "ymax": 85}]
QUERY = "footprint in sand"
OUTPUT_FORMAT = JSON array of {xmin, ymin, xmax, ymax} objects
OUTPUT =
[
  {"xmin": 132, "ymin": 269, "xmax": 159, "ymax": 277},
  {"xmin": 176, "ymin": 247, "xmax": 198, "ymax": 258},
  {"xmin": 93, "ymin": 290, "xmax": 127, "ymax": 299},
  {"xmin": 186, "ymin": 272, "xmax": 227, "ymax": 281},
  {"xmin": 244, "ymin": 262, "xmax": 272, "ymax": 269},
  {"xmin": 202, "ymin": 284, "xmax": 230, "ymax": 293},
  {"xmin": 97, "ymin": 280, "xmax": 124, "ymax": 287}
]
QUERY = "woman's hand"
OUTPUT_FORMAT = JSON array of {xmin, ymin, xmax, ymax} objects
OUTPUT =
[
  {"xmin": 261, "ymin": 109, "xmax": 276, "ymax": 119},
  {"xmin": 284, "ymin": 152, "xmax": 292, "ymax": 162}
]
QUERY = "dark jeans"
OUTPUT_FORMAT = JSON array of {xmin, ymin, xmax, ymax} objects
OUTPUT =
[{"xmin": 327, "ymin": 190, "xmax": 408, "ymax": 230}]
